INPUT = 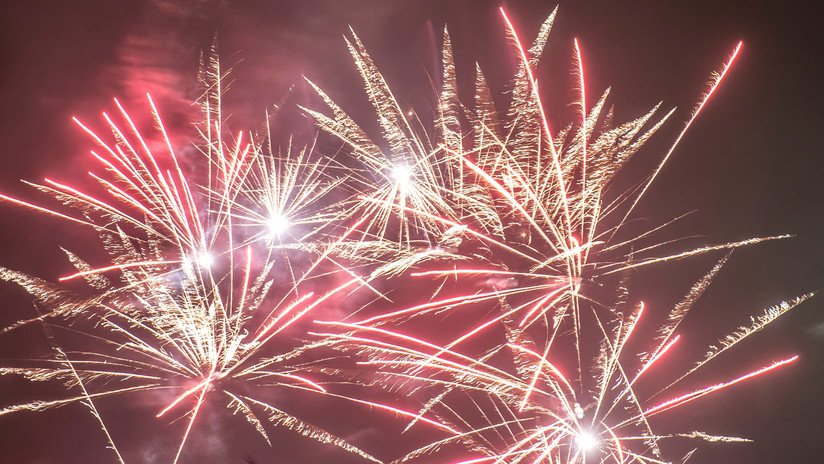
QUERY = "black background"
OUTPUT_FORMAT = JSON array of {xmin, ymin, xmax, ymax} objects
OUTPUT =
[{"xmin": 0, "ymin": 1, "xmax": 822, "ymax": 463}]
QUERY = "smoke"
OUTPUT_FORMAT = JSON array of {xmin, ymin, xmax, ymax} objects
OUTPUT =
[{"xmin": 107, "ymin": 0, "xmax": 219, "ymax": 106}]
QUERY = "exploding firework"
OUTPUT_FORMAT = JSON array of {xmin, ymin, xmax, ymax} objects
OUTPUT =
[
  {"xmin": 303, "ymin": 6, "xmax": 810, "ymax": 463},
  {"xmin": 316, "ymin": 288, "xmax": 808, "ymax": 462},
  {"xmin": 0, "ymin": 5, "xmax": 810, "ymax": 464},
  {"xmin": 0, "ymin": 48, "xmax": 428, "ymax": 463},
  {"xmin": 304, "ymin": 7, "xmax": 786, "ymax": 352}
]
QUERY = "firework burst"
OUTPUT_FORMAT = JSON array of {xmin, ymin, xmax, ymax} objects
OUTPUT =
[
  {"xmin": 0, "ymin": 49, "xmax": 413, "ymax": 463},
  {"xmin": 303, "ymin": 6, "xmax": 810, "ymax": 463},
  {"xmin": 0, "ymin": 5, "xmax": 810, "ymax": 464}
]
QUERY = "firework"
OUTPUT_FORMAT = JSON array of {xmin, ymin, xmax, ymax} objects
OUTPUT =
[
  {"xmin": 0, "ymin": 48, "xmax": 411, "ymax": 463},
  {"xmin": 304, "ymin": 6, "xmax": 809, "ymax": 463},
  {"xmin": 0, "ymin": 5, "xmax": 809, "ymax": 464},
  {"xmin": 304, "ymin": 8, "xmax": 785, "ymax": 355},
  {"xmin": 316, "ymin": 288, "xmax": 808, "ymax": 463}
]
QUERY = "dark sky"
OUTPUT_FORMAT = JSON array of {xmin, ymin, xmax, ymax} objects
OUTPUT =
[{"xmin": 0, "ymin": 1, "xmax": 822, "ymax": 463}]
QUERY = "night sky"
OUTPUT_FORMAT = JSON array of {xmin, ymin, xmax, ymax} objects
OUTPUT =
[{"xmin": 1, "ymin": 1, "xmax": 823, "ymax": 462}]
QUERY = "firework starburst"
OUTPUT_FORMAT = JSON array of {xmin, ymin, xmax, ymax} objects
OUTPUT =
[{"xmin": 0, "ymin": 5, "xmax": 810, "ymax": 464}]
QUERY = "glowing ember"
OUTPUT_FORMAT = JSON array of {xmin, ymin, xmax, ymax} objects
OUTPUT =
[
  {"xmin": 391, "ymin": 164, "xmax": 412, "ymax": 189},
  {"xmin": 267, "ymin": 214, "xmax": 289, "ymax": 235},
  {"xmin": 196, "ymin": 251, "xmax": 215, "ymax": 268},
  {"xmin": 575, "ymin": 431, "xmax": 599, "ymax": 452}
]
